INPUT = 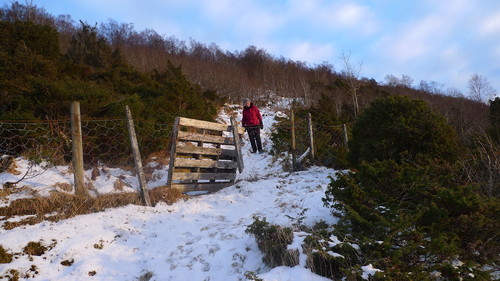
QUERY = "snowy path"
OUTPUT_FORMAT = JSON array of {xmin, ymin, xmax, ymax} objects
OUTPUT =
[{"xmin": 0, "ymin": 105, "xmax": 337, "ymax": 281}]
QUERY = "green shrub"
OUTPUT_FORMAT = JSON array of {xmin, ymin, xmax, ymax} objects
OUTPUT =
[
  {"xmin": 348, "ymin": 95, "xmax": 459, "ymax": 167},
  {"xmin": 320, "ymin": 95, "xmax": 499, "ymax": 279}
]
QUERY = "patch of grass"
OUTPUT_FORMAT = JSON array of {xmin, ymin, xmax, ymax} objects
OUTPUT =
[
  {"xmin": 149, "ymin": 186, "xmax": 187, "ymax": 204},
  {"xmin": 245, "ymin": 216, "xmax": 296, "ymax": 268},
  {"xmin": 6, "ymin": 269, "xmax": 20, "ymax": 281},
  {"xmin": 60, "ymin": 259, "xmax": 74, "ymax": 266},
  {"xmin": 0, "ymin": 245, "xmax": 13, "ymax": 263},
  {"xmin": 94, "ymin": 241, "xmax": 104, "ymax": 250},
  {"xmin": 0, "ymin": 156, "xmax": 21, "ymax": 175},
  {"xmin": 23, "ymin": 242, "xmax": 47, "ymax": 256},
  {"xmin": 137, "ymin": 271, "xmax": 154, "ymax": 281},
  {"xmin": 0, "ymin": 187, "xmax": 186, "ymax": 229},
  {"xmin": 0, "ymin": 188, "xmax": 11, "ymax": 198},
  {"xmin": 244, "ymin": 271, "xmax": 263, "ymax": 281},
  {"xmin": 52, "ymin": 182, "xmax": 72, "ymax": 192}
]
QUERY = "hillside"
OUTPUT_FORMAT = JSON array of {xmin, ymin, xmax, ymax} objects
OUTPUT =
[
  {"xmin": 0, "ymin": 104, "xmax": 366, "ymax": 281},
  {"xmin": 0, "ymin": 2, "xmax": 492, "ymax": 139}
]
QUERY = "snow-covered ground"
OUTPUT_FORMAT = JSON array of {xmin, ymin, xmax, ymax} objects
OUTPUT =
[{"xmin": 0, "ymin": 103, "xmax": 377, "ymax": 280}]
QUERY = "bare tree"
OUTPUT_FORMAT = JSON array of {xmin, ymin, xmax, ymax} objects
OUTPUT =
[
  {"xmin": 468, "ymin": 74, "xmax": 496, "ymax": 103},
  {"xmin": 340, "ymin": 51, "xmax": 362, "ymax": 117}
]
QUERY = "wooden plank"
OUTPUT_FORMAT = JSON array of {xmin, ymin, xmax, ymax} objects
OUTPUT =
[
  {"xmin": 179, "ymin": 117, "xmax": 229, "ymax": 132},
  {"xmin": 170, "ymin": 182, "xmax": 233, "ymax": 192},
  {"xmin": 176, "ymin": 145, "xmax": 237, "ymax": 157},
  {"xmin": 177, "ymin": 131, "xmax": 233, "ymax": 145},
  {"xmin": 167, "ymin": 116, "xmax": 180, "ymax": 185},
  {"xmin": 230, "ymin": 117, "xmax": 244, "ymax": 173},
  {"xmin": 171, "ymin": 172, "xmax": 236, "ymax": 181},
  {"xmin": 178, "ymin": 117, "xmax": 245, "ymax": 134},
  {"xmin": 174, "ymin": 158, "xmax": 238, "ymax": 169}
]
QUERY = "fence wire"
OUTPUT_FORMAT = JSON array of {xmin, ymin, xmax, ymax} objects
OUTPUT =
[
  {"xmin": 0, "ymin": 118, "xmax": 173, "ymax": 168},
  {"xmin": 272, "ymin": 117, "xmax": 346, "ymax": 153}
]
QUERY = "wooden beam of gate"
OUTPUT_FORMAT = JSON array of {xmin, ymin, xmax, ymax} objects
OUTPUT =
[
  {"xmin": 170, "ymin": 182, "xmax": 233, "ymax": 192},
  {"xmin": 172, "ymin": 172, "xmax": 236, "ymax": 181},
  {"xmin": 174, "ymin": 158, "xmax": 238, "ymax": 169},
  {"xmin": 167, "ymin": 116, "xmax": 180, "ymax": 185},
  {"xmin": 175, "ymin": 146, "xmax": 237, "ymax": 157},
  {"xmin": 177, "ymin": 131, "xmax": 233, "ymax": 145},
  {"xmin": 179, "ymin": 117, "xmax": 245, "ymax": 134},
  {"xmin": 230, "ymin": 117, "xmax": 244, "ymax": 173}
]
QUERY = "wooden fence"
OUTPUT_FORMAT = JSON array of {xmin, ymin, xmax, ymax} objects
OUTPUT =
[{"xmin": 167, "ymin": 116, "xmax": 245, "ymax": 193}]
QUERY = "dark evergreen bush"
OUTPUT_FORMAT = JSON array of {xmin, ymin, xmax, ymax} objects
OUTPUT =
[
  {"xmin": 348, "ymin": 95, "xmax": 459, "ymax": 167},
  {"xmin": 321, "ymin": 96, "xmax": 499, "ymax": 279},
  {"xmin": 0, "ymin": 20, "xmax": 225, "ymax": 163}
]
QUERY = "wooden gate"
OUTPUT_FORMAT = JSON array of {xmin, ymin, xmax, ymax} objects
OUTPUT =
[{"xmin": 167, "ymin": 116, "xmax": 245, "ymax": 193}]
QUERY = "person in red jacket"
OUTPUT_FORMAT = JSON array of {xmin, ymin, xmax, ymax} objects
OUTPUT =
[{"xmin": 242, "ymin": 98, "xmax": 263, "ymax": 153}]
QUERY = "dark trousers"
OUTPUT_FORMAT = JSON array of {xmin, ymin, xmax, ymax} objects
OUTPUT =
[{"xmin": 246, "ymin": 127, "xmax": 262, "ymax": 152}]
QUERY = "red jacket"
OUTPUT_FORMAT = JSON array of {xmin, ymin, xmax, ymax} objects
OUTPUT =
[{"xmin": 242, "ymin": 103, "xmax": 262, "ymax": 127}]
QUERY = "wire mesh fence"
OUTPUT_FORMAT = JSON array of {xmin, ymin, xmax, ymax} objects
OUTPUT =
[
  {"xmin": 1, "ymin": 109, "xmax": 348, "ymax": 177},
  {"xmin": 272, "ymin": 117, "xmax": 346, "ymax": 153},
  {"xmin": 270, "ymin": 111, "xmax": 349, "ymax": 169},
  {"xmin": 0, "ymin": 118, "xmax": 174, "ymax": 168}
]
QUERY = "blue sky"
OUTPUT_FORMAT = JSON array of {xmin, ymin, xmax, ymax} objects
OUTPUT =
[{"xmin": 23, "ymin": 0, "xmax": 500, "ymax": 96}]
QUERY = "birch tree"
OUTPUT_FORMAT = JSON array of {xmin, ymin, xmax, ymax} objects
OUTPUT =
[
  {"xmin": 340, "ymin": 51, "xmax": 362, "ymax": 118},
  {"xmin": 468, "ymin": 74, "xmax": 496, "ymax": 103}
]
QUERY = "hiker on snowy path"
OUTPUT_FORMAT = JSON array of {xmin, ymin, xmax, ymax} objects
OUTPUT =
[{"xmin": 241, "ymin": 98, "xmax": 263, "ymax": 153}]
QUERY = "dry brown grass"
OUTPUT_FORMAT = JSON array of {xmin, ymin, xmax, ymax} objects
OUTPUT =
[
  {"xmin": 149, "ymin": 185, "xmax": 187, "ymax": 204},
  {"xmin": 0, "ymin": 156, "xmax": 21, "ymax": 175},
  {"xmin": 52, "ymin": 182, "xmax": 73, "ymax": 192},
  {"xmin": 0, "ymin": 188, "xmax": 11, "ymax": 197},
  {"xmin": 113, "ymin": 178, "xmax": 127, "ymax": 191},
  {"xmin": 0, "ymin": 186, "xmax": 187, "ymax": 230}
]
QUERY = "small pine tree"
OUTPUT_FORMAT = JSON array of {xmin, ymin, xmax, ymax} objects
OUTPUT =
[{"xmin": 348, "ymin": 95, "xmax": 459, "ymax": 167}]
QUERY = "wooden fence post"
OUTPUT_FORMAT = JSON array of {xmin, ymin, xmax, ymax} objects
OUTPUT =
[
  {"xmin": 308, "ymin": 113, "xmax": 315, "ymax": 160},
  {"xmin": 70, "ymin": 101, "xmax": 86, "ymax": 196},
  {"xmin": 230, "ymin": 117, "xmax": 244, "ymax": 173},
  {"xmin": 291, "ymin": 109, "xmax": 296, "ymax": 171},
  {"xmin": 125, "ymin": 106, "xmax": 151, "ymax": 207},
  {"xmin": 167, "ymin": 116, "xmax": 180, "ymax": 186}
]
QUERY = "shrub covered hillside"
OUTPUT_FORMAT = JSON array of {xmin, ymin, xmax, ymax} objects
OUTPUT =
[
  {"xmin": 0, "ymin": 20, "xmax": 224, "ymax": 122},
  {"xmin": 321, "ymin": 96, "xmax": 499, "ymax": 280}
]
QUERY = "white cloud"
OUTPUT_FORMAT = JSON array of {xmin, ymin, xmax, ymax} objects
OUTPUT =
[
  {"xmin": 375, "ymin": 17, "xmax": 438, "ymax": 62},
  {"xmin": 286, "ymin": 41, "xmax": 336, "ymax": 63},
  {"xmin": 334, "ymin": 4, "xmax": 367, "ymax": 27},
  {"xmin": 479, "ymin": 12, "xmax": 500, "ymax": 36},
  {"xmin": 319, "ymin": 3, "xmax": 378, "ymax": 35}
]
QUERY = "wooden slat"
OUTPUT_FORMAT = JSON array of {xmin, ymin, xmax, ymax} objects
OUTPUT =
[
  {"xmin": 171, "ymin": 172, "xmax": 236, "ymax": 181},
  {"xmin": 231, "ymin": 117, "xmax": 244, "ymax": 173},
  {"xmin": 174, "ymin": 158, "xmax": 238, "ymax": 169},
  {"xmin": 167, "ymin": 116, "xmax": 180, "ymax": 185},
  {"xmin": 177, "ymin": 131, "xmax": 234, "ymax": 145},
  {"xmin": 179, "ymin": 117, "xmax": 229, "ymax": 132},
  {"xmin": 178, "ymin": 117, "xmax": 245, "ymax": 134},
  {"xmin": 170, "ymin": 182, "xmax": 233, "ymax": 192},
  {"xmin": 176, "ymin": 146, "xmax": 237, "ymax": 157}
]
